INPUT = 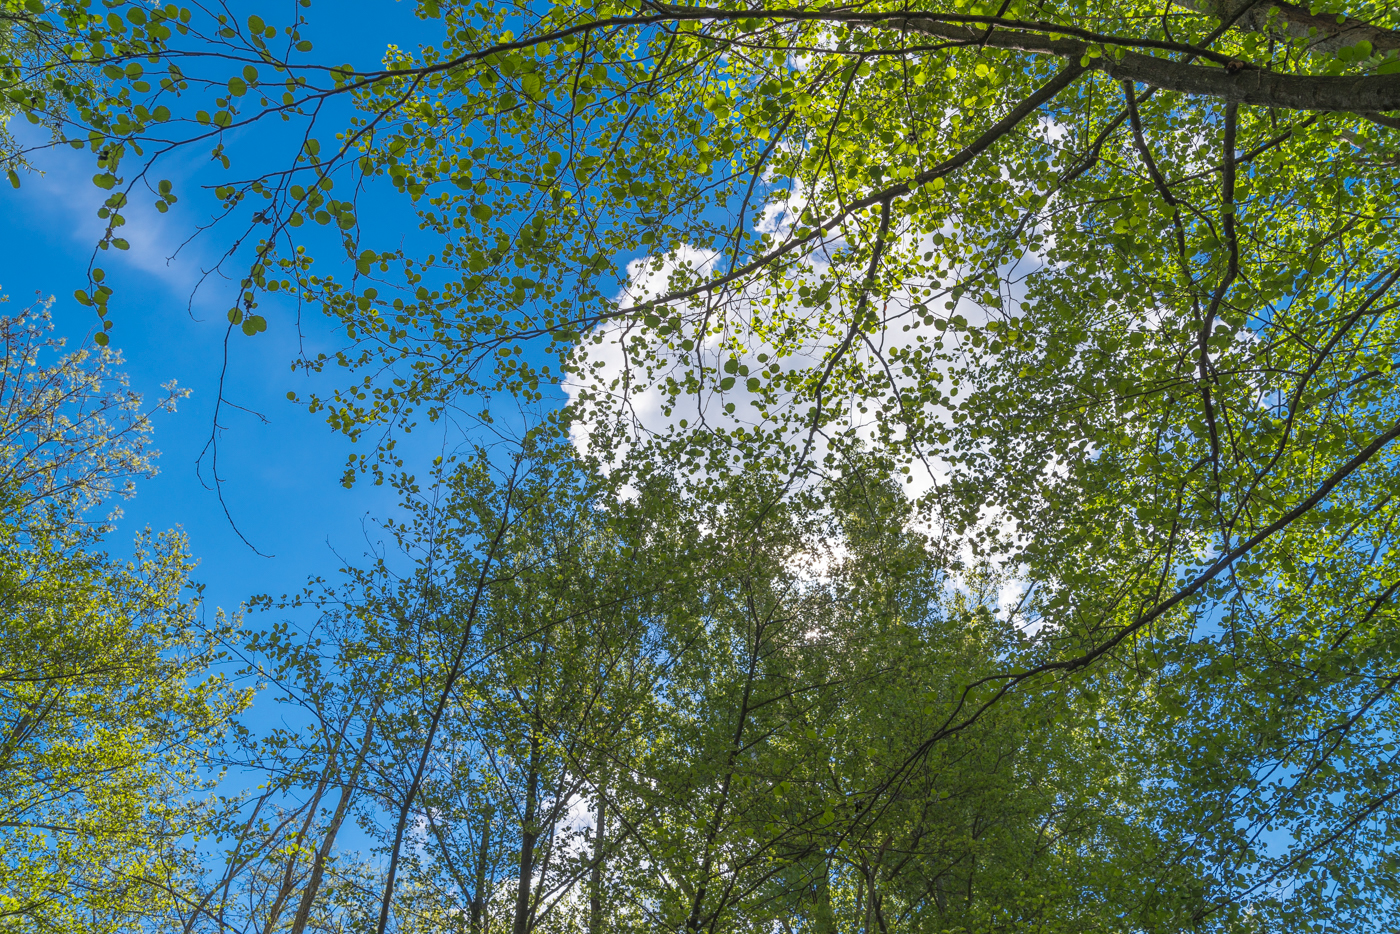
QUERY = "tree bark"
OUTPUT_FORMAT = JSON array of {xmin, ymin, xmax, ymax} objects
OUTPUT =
[
  {"xmin": 588, "ymin": 780, "xmax": 606, "ymax": 934},
  {"xmin": 640, "ymin": 4, "xmax": 1400, "ymax": 113},
  {"xmin": 511, "ymin": 735, "xmax": 542, "ymax": 934},
  {"xmin": 886, "ymin": 16, "xmax": 1400, "ymax": 113},
  {"xmin": 289, "ymin": 717, "xmax": 377, "ymax": 934},
  {"xmin": 471, "ymin": 808, "xmax": 492, "ymax": 934},
  {"xmin": 1178, "ymin": 0, "xmax": 1400, "ymax": 53},
  {"xmin": 263, "ymin": 730, "xmax": 345, "ymax": 934}
]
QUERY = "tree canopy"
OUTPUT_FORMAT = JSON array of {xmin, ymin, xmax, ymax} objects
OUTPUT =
[
  {"xmin": 0, "ymin": 297, "xmax": 245, "ymax": 933},
  {"xmin": 5, "ymin": 0, "xmax": 1400, "ymax": 931}
]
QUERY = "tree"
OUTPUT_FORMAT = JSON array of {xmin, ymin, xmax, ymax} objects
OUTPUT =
[
  {"xmin": 232, "ymin": 444, "xmax": 672, "ymax": 934},
  {"xmin": 0, "ymin": 294, "xmax": 245, "ymax": 933},
  {"xmin": 0, "ymin": 529, "xmax": 237, "ymax": 934},
  {"xmin": 224, "ymin": 5, "xmax": 1400, "ymax": 922},
  {"xmin": 8, "ymin": 0, "xmax": 1400, "ymax": 927},
  {"xmin": 229, "ymin": 444, "xmax": 1249, "ymax": 934}
]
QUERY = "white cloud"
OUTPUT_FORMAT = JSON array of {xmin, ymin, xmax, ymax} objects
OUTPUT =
[
  {"xmin": 561, "ymin": 152, "xmax": 1128, "ymax": 634},
  {"xmin": 567, "ymin": 250, "xmax": 1018, "ymax": 593}
]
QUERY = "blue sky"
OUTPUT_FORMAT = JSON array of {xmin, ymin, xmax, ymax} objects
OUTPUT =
[{"xmin": 0, "ymin": 1, "xmax": 527, "ymax": 622}]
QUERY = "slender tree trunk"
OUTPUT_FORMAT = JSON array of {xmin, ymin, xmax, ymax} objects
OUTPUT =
[
  {"xmin": 263, "ymin": 729, "xmax": 345, "ymax": 934},
  {"xmin": 862, "ymin": 859, "xmax": 875, "ymax": 934},
  {"xmin": 812, "ymin": 862, "xmax": 836, "ymax": 934},
  {"xmin": 0, "ymin": 710, "xmax": 36, "ymax": 769},
  {"xmin": 873, "ymin": 892, "xmax": 889, "ymax": 934},
  {"xmin": 471, "ymin": 808, "xmax": 492, "ymax": 934},
  {"xmin": 588, "ymin": 779, "xmax": 606, "ymax": 934},
  {"xmin": 289, "ymin": 717, "xmax": 376, "ymax": 934},
  {"xmin": 511, "ymin": 734, "xmax": 542, "ymax": 934},
  {"xmin": 685, "ymin": 596, "xmax": 767, "ymax": 933}
]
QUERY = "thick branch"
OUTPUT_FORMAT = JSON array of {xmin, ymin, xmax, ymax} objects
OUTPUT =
[
  {"xmin": 345, "ymin": 6, "xmax": 1400, "ymax": 128},
  {"xmin": 1179, "ymin": 0, "xmax": 1400, "ymax": 53},
  {"xmin": 636, "ymin": 6, "xmax": 1400, "ymax": 113},
  {"xmin": 886, "ymin": 16, "xmax": 1400, "ymax": 112}
]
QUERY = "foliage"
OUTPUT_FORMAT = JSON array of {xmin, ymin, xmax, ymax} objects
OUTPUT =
[
  {"xmin": 0, "ymin": 294, "xmax": 244, "ymax": 934},
  {"xmin": 0, "ymin": 530, "xmax": 240, "ymax": 934},
  {"xmin": 7, "ymin": 0, "xmax": 1400, "ymax": 930},
  {"xmin": 222, "ymin": 448, "xmax": 1245, "ymax": 934},
  {"xmin": 0, "ymin": 295, "xmax": 181, "ymax": 526},
  {"xmin": 0, "ymin": 0, "xmax": 115, "ymax": 185}
]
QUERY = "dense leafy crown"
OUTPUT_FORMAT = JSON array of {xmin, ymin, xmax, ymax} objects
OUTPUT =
[
  {"xmin": 0, "ymin": 295, "xmax": 243, "ymax": 934},
  {"xmin": 6, "ymin": 0, "xmax": 1400, "ymax": 931}
]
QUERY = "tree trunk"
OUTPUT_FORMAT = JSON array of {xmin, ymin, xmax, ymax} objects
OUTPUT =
[
  {"xmin": 589, "ymin": 780, "xmax": 606, "ymax": 934},
  {"xmin": 471, "ymin": 808, "xmax": 492, "ymax": 934},
  {"xmin": 812, "ymin": 863, "xmax": 836, "ymax": 934},
  {"xmin": 884, "ymin": 16, "xmax": 1400, "ymax": 113},
  {"xmin": 289, "ymin": 717, "xmax": 377, "ymax": 934},
  {"xmin": 263, "ymin": 728, "xmax": 346, "ymax": 934},
  {"xmin": 511, "ymin": 735, "xmax": 542, "ymax": 934}
]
